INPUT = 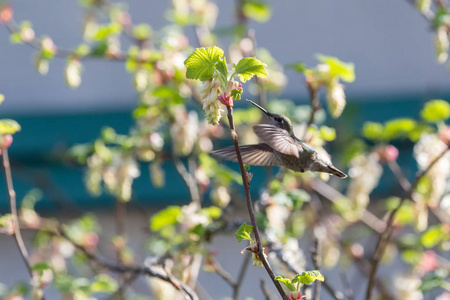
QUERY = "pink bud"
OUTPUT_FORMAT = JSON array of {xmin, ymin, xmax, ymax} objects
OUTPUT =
[
  {"xmin": 218, "ymin": 92, "xmax": 233, "ymax": 107},
  {"xmin": 0, "ymin": 5, "xmax": 13, "ymax": 24},
  {"xmin": 246, "ymin": 172, "xmax": 253, "ymax": 182},
  {"xmin": 375, "ymin": 145, "xmax": 398, "ymax": 163},
  {"xmin": 0, "ymin": 134, "xmax": 13, "ymax": 154},
  {"xmin": 439, "ymin": 126, "xmax": 450, "ymax": 145},
  {"xmin": 233, "ymin": 81, "xmax": 242, "ymax": 90}
]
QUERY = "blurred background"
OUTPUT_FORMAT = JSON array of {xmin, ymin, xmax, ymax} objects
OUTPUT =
[{"xmin": 0, "ymin": 0, "xmax": 449, "ymax": 299}]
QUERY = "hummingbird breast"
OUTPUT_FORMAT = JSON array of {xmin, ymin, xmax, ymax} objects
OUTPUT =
[{"xmin": 274, "ymin": 150, "xmax": 314, "ymax": 173}]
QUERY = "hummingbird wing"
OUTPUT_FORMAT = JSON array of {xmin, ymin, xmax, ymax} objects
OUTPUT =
[
  {"xmin": 210, "ymin": 143, "xmax": 281, "ymax": 166},
  {"xmin": 253, "ymin": 124, "xmax": 301, "ymax": 158}
]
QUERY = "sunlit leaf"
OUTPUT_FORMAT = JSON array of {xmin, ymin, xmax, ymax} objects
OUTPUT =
[
  {"xmin": 0, "ymin": 119, "xmax": 21, "ymax": 135},
  {"xmin": 274, "ymin": 276, "xmax": 296, "ymax": 291},
  {"xmin": 383, "ymin": 118, "xmax": 416, "ymax": 140},
  {"xmin": 319, "ymin": 126, "xmax": 336, "ymax": 141},
  {"xmin": 421, "ymin": 99, "xmax": 450, "ymax": 123},
  {"xmin": 234, "ymin": 57, "xmax": 267, "ymax": 82},
  {"xmin": 317, "ymin": 54, "xmax": 355, "ymax": 82},
  {"xmin": 235, "ymin": 222, "xmax": 253, "ymax": 243},
  {"xmin": 242, "ymin": 0, "xmax": 272, "ymax": 23},
  {"xmin": 150, "ymin": 206, "xmax": 181, "ymax": 231},
  {"xmin": 90, "ymin": 274, "xmax": 118, "ymax": 293},
  {"xmin": 184, "ymin": 46, "xmax": 224, "ymax": 81},
  {"xmin": 362, "ymin": 122, "xmax": 383, "ymax": 140},
  {"xmin": 292, "ymin": 270, "xmax": 325, "ymax": 285}
]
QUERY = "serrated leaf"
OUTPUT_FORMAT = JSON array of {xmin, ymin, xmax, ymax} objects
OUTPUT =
[
  {"xmin": 184, "ymin": 46, "xmax": 224, "ymax": 81},
  {"xmin": 274, "ymin": 276, "xmax": 297, "ymax": 292},
  {"xmin": 421, "ymin": 99, "xmax": 450, "ymax": 123},
  {"xmin": 234, "ymin": 57, "xmax": 268, "ymax": 82},
  {"xmin": 216, "ymin": 57, "xmax": 228, "ymax": 89},
  {"xmin": 0, "ymin": 119, "xmax": 21, "ymax": 135},
  {"xmin": 317, "ymin": 54, "xmax": 355, "ymax": 82},
  {"xmin": 150, "ymin": 206, "xmax": 181, "ymax": 231},
  {"xmin": 292, "ymin": 270, "xmax": 324, "ymax": 285},
  {"xmin": 235, "ymin": 223, "xmax": 253, "ymax": 243}
]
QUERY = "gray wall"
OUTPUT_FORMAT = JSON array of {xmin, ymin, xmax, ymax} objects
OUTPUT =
[{"xmin": 0, "ymin": 0, "xmax": 449, "ymax": 115}]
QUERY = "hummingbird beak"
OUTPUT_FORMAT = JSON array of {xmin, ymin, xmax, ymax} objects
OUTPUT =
[{"xmin": 246, "ymin": 99, "xmax": 270, "ymax": 116}]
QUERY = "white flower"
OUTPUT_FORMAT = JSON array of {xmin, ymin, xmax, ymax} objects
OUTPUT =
[
  {"xmin": 414, "ymin": 133, "xmax": 450, "ymax": 207},
  {"xmin": 201, "ymin": 78, "xmax": 223, "ymax": 125},
  {"xmin": 394, "ymin": 274, "xmax": 423, "ymax": 300},
  {"xmin": 347, "ymin": 153, "xmax": 383, "ymax": 211},
  {"xmin": 326, "ymin": 81, "xmax": 346, "ymax": 118},
  {"xmin": 435, "ymin": 26, "xmax": 449, "ymax": 64}
]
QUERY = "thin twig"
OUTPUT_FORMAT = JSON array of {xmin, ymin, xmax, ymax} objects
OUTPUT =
[
  {"xmin": 54, "ymin": 227, "xmax": 199, "ymax": 300},
  {"xmin": 305, "ymin": 81, "xmax": 320, "ymax": 137},
  {"xmin": 311, "ymin": 238, "xmax": 322, "ymax": 300},
  {"xmin": 339, "ymin": 269, "xmax": 355, "ymax": 300},
  {"xmin": 365, "ymin": 145, "xmax": 450, "ymax": 300},
  {"xmin": 225, "ymin": 106, "xmax": 287, "ymax": 300},
  {"xmin": 173, "ymin": 156, "xmax": 201, "ymax": 205},
  {"xmin": 260, "ymin": 279, "xmax": 274, "ymax": 300},
  {"xmin": 2, "ymin": 148, "xmax": 33, "ymax": 276},
  {"xmin": 233, "ymin": 252, "xmax": 251, "ymax": 300}
]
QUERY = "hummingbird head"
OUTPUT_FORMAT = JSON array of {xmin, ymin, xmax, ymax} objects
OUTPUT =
[{"xmin": 246, "ymin": 100, "xmax": 293, "ymax": 134}]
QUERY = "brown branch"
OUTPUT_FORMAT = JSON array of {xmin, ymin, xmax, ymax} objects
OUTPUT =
[
  {"xmin": 305, "ymin": 81, "xmax": 320, "ymax": 137},
  {"xmin": 225, "ymin": 106, "xmax": 287, "ymax": 300},
  {"xmin": 365, "ymin": 145, "xmax": 450, "ymax": 300},
  {"xmin": 260, "ymin": 279, "xmax": 274, "ymax": 300},
  {"xmin": 2, "ymin": 148, "xmax": 33, "ymax": 277},
  {"xmin": 311, "ymin": 238, "xmax": 322, "ymax": 300},
  {"xmin": 233, "ymin": 252, "xmax": 251, "ymax": 300},
  {"xmin": 173, "ymin": 156, "xmax": 201, "ymax": 205},
  {"xmin": 53, "ymin": 226, "xmax": 199, "ymax": 300}
]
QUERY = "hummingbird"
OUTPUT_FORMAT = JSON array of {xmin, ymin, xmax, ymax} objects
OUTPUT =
[{"xmin": 211, "ymin": 100, "xmax": 347, "ymax": 178}]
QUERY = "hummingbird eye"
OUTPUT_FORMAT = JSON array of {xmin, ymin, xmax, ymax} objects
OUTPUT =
[{"xmin": 275, "ymin": 117, "xmax": 283, "ymax": 123}]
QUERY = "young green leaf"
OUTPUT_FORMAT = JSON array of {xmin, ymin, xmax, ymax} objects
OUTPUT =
[
  {"xmin": 317, "ymin": 54, "xmax": 355, "ymax": 82},
  {"xmin": 274, "ymin": 276, "xmax": 297, "ymax": 292},
  {"xmin": 0, "ymin": 119, "xmax": 21, "ymax": 135},
  {"xmin": 421, "ymin": 99, "xmax": 450, "ymax": 123},
  {"xmin": 215, "ymin": 57, "xmax": 229, "ymax": 90},
  {"xmin": 233, "ymin": 57, "xmax": 268, "ymax": 82},
  {"xmin": 150, "ymin": 206, "xmax": 182, "ymax": 231},
  {"xmin": 235, "ymin": 222, "xmax": 254, "ymax": 243},
  {"xmin": 184, "ymin": 46, "xmax": 224, "ymax": 81},
  {"xmin": 362, "ymin": 121, "xmax": 384, "ymax": 141},
  {"xmin": 292, "ymin": 270, "xmax": 325, "ymax": 285},
  {"xmin": 242, "ymin": 1, "xmax": 272, "ymax": 23}
]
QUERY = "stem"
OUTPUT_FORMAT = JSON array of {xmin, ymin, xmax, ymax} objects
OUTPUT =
[
  {"xmin": 365, "ymin": 145, "xmax": 450, "ymax": 300},
  {"xmin": 2, "ymin": 147, "xmax": 33, "ymax": 276},
  {"xmin": 225, "ymin": 106, "xmax": 287, "ymax": 300},
  {"xmin": 233, "ymin": 252, "xmax": 251, "ymax": 300},
  {"xmin": 305, "ymin": 82, "xmax": 320, "ymax": 136},
  {"xmin": 311, "ymin": 238, "xmax": 322, "ymax": 300}
]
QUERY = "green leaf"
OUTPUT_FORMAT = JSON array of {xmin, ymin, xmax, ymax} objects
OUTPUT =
[
  {"xmin": 216, "ymin": 57, "xmax": 228, "ymax": 89},
  {"xmin": 383, "ymin": 118, "xmax": 416, "ymax": 140},
  {"xmin": 184, "ymin": 46, "xmax": 224, "ymax": 81},
  {"xmin": 421, "ymin": 225, "xmax": 449, "ymax": 248},
  {"xmin": 90, "ymin": 274, "xmax": 118, "ymax": 293},
  {"xmin": 0, "ymin": 119, "xmax": 21, "ymax": 135},
  {"xmin": 0, "ymin": 214, "xmax": 14, "ymax": 235},
  {"xmin": 292, "ymin": 270, "xmax": 325, "ymax": 285},
  {"xmin": 421, "ymin": 99, "xmax": 450, "ymax": 123},
  {"xmin": 150, "ymin": 206, "xmax": 181, "ymax": 231},
  {"xmin": 201, "ymin": 206, "xmax": 222, "ymax": 219},
  {"xmin": 31, "ymin": 262, "xmax": 52, "ymax": 273},
  {"xmin": 235, "ymin": 222, "xmax": 253, "ymax": 243},
  {"xmin": 234, "ymin": 57, "xmax": 268, "ymax": 82},
  {"xmin": 319, "ymin": 126, "xmax": 336, "ymax": 141},
  {"xmin": 317, "ymin": 54, "xmax": 355, "ymax": 82},
  {"xmin": 0, "ymin": 94, "xmax": 4, "ymax": 105},
  {"xmin": 362, "ymin": 122, "xmax": 383, "ymax": 140},
  {"xmin": 133, "ymin": 24, "xmax": 152, "ymax": 40},
  {"xmin": 419, "ymin": 270, "xmax": 447, "ymax": 293},
  {"xmin": 274, "ymin": 276, "xmax": 297, "ymax": 292},
  {"xmin": 242, "ymin": 1, "xmax": 272, "ymax": 23},
  {"xmin": 286, "ymin": 62, "xmax": 307, "ymax": 73}
]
